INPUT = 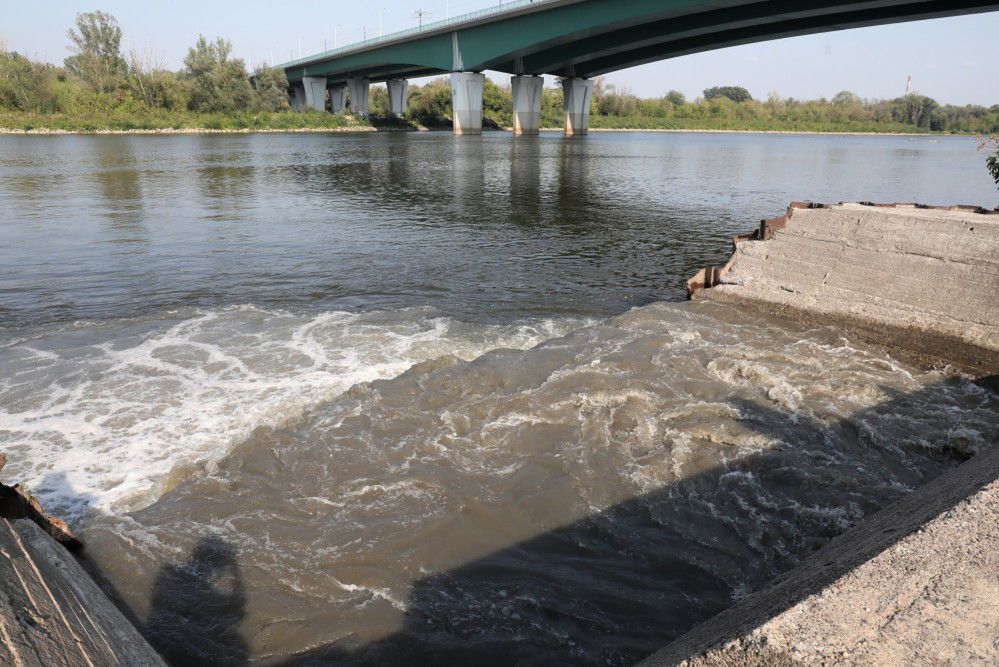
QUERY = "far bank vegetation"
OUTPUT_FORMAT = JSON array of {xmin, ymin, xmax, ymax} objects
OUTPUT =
[{"xmin": 1, "ymin": 11, "xmax": 998, "ymax": 144}]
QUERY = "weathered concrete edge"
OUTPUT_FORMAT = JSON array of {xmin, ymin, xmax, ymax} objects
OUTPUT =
[
  {"xmin": 704, "ymin": 289, "xmax": 999, "ymax": 379},
  {"xmin": 686, "ymin": 202, "xmax": 999, "ymax": 378},
  {"xmin": 639, "ymin": 443, "xmax": 999, "ymax": 667},
  {"xmin": 1, "ymin": 456, "xmax": 165, "ymax": 665},
  {"xmin": 0, "ymin": 461, "xmax": 84, "ymax": 550},
  {"xmin": 687, "ymin": 201, "xmax": 999, "ymax": 295},
  {"xmin": 9, "ymin": 519, "xmax": 167, "ymax": 666}
]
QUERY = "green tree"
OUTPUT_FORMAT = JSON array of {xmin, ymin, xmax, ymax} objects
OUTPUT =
[
  {"xmin": 541, "ymin": 86, "xmax": 563, "ymax": 127},
  {"xmin": 704, "ymin": 85, "xmax": 752, "ymax": 103},
  {"xmin": 369, "ymin": 84, "xmax": 389, "ymax": 115},
  {"xmin": 64, "ymin": 11, "xmax": 127, "ymax": 94},
  {"xmin": 482, "ymin": 78, "xmax": 512, "ymax": 126},
  {"xmin": 128, "ymin": 52, "xmax": 190, "ymax": 111},
  {"xmin": 832, "ymin": 90, "xmax": 861, "ymax": 106},
  {"xmin": 0, "ymin": 50, "xmax": 61, "ymax": 111},
  {"xmin": 406, "ymin": 78, "xmax": 452, "ymax": 126},
  {"xmin": 665, "ymin": 89, "xmax": 686, "ymax": 106},
  {"xmin": 144, "ymin": 70, "xmax": 190, "ymax": 110},
  {"xmin": 252, "ymin": 65, "xmax": 290, "ymax": 112},
  {"xmin": 183, "ymin": 36, "xmax": 252, "ymax": 113},
  {"xmin": 888, "ymin": 94, "xmax": 939, "ymax": 128},
  {"xmin": 982, "ymin": 136, "xmax": 999, "ymax": 189}
]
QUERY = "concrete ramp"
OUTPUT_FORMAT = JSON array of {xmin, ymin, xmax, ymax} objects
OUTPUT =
[{"xmin": 689, "ymin": 203, "xmax": 999, "ymax": 375}]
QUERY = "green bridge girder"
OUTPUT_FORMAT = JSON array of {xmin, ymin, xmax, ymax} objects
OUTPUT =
[{"xmin": 282, "ymin": 0, "xmax": 999, "ymax": 84}]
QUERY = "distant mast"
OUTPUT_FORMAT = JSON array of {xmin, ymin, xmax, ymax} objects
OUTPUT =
[{"xmin": 904, "ymin": 75, "xmax": 912, "ymax": 97}]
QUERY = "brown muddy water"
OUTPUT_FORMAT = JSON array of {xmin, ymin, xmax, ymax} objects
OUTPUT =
[{"xmin": 1, "ymin": 132, "xmax": 997, "ymax": 665}]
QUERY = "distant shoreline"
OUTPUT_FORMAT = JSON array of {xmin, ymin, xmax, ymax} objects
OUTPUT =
[
  {"xmin": 0, "ymin": 125, "xmax": 968, "ymax": 138},
  {"xmin": 0, "ymin": 126, "xmax": 382, "ymax": 136},
  {"xmin": 580, "ymin": 128, "xmax": 951, "ymax": 137}
]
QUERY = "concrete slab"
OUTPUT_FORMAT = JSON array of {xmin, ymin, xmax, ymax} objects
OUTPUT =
[
  {"xmin": 0, "ymin": 518, "xmax": 165, "ymax": 666},
  {"xmin": 690, "ymin": 203, "xmax": 999, "ymax": 376}
]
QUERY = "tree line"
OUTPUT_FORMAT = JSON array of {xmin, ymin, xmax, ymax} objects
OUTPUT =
[
  {"xmin": 0, "ymin": 11, "xmax": 291, "ymax": 116},
  {"xmin": 2, "ymin": 10, "xmax": 998, "ymax": 144}
]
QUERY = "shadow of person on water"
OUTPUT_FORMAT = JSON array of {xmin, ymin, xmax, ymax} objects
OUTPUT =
[{"xmin": 145, "ymin": 536, "xmax": 249, "ymax": 666}]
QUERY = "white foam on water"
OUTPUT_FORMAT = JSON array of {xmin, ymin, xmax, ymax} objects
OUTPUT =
[{"xmin": 0, "ymin": 305, "xmax": 585, "ymax": 518}]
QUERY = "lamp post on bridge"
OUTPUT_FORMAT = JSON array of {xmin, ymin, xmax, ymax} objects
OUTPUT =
[
  {"xmin": 413, "ymin": 8, "xmax": 431, "ymax": 28},
  {"xmin": 379, "ymin": 8, "xmax": 389, "ymax": 37}
]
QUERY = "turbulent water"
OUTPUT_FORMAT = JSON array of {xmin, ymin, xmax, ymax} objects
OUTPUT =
[{"xmin": 1, "ymin": 132, "xmax": 997, "ymax": 665}]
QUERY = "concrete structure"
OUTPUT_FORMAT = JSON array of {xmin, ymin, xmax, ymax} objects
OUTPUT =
[
  {"xmin": 301, "ymin": 76, "xmax": 327, "ymax": 111},
  {"xmin": 347, "ymin": 78, "xmax": 370, "ymax": 116},
  {"xmin": 511, "ymin": 75, "xmax": 544, "ymax": 136},
  {"xmin": 561, "ymin": 77, "xmax": 594, "ymax": 136},
  {"xmin": 0, "ymin": 518, "xmax": 166, "ymax": 665},
  {"xmin": 387, "ymin": 79, "xmax": 409, "ymax": 116},
  {"xmin": 290, "ymin": 84, "xmax": 306, "ymax": 111},
  {"xmin": 451, "ymin": 72, "xmax": 486, "ymax": 136},
  {"xmin": 329, "ymin": 84, "xmax": 348, "ymax": 113},
  {"xmin": 688, "ymin": 202, "xmax": 999, "ymax": 376},
  {"xmin": 639, "ymin": 202, "xmax": 999, "ymax": 665},
  {"xmin": 1, "ymin": 453, "xmax": 165, "ymax": 665},
  {"xmin": 642, "ymin": 444, "xmax": 999, "ymax": 666},
  {"xmin": 278, "ymin": 0, "xmax": 999, "ymax": 135}
]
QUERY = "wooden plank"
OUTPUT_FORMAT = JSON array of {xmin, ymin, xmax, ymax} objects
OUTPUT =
[{"xmin": 0, "ymin": 518, "xmax": 164, "ymax": 666}]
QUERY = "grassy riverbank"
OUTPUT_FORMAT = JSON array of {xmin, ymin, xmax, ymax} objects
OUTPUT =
[
  {"xmin": 0, "ymin": 109, "xmax": 961, "ymax": 135},
  {"xmin": 0, "ymin": 109, "xmax": 374, "ymax": 132},
  {"xmin": 586, "ymin": 114, "xmax": 935, "ymax": 134}
]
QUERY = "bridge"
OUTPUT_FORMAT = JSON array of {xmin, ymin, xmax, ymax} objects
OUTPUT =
[{"xmin": 279, "ymin": 0, "xmax": 999, "ymax": 135}]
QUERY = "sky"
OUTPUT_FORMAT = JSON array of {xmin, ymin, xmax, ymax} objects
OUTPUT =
[{"xmin": 3, "ymin": 1, "xmax": 998, "ymax": 105}]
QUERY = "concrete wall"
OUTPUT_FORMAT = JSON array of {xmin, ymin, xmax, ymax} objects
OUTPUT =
[{"xmin": 689, "ymin": 202, "xmax": 999, "ymax": 376}]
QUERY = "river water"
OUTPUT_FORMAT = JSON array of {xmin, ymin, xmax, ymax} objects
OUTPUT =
[{"xmin": 1, "ymin": 131, "xmax": 997, "ymax": 664}]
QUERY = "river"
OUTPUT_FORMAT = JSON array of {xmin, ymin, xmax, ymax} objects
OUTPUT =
[{"xmin": 1, "ymin": 131, "xmax": 997, "ymax": 664}]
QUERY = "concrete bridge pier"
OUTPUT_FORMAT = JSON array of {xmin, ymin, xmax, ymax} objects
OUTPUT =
[
  {"xmin": 290, "ymin": 84, "xmax": 306, "ymax": 111},
  {"xmin": 562, "ymin": 77, "xmax": 594, "ymax": 136},
  {"xmin": 329, "ymin": 84, "xmax": 348, "ymax": 113},
  {"xmin": 387, "ymin": 79, "xmax": 409, "ymax": 116},
  {"xmin": 302, "ymin": 76, "xmax": 327, "ymax": 111},
  {"xmin": 511, "ymin": 75, "xmax": 544, "ymax": 136},
  {"xmin": 347, "ymin": 78, "xmax": 370, "ymax": 116},
  {"xmin": 451, "ymin": 72, "xmax": 486, "ymax": 136}
]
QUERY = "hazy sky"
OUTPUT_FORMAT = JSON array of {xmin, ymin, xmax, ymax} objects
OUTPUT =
[{"xmin": 4, "ymin": 1, "xmax": 998, "ymax": 105}]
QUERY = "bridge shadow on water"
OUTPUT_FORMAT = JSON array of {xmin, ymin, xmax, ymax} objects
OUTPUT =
[{"xmin": 126, "ymin": 375, "xmax": 996, "ymax": 666}]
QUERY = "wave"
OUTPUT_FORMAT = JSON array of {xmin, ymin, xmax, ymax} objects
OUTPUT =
[
  {"xmin": 74, "ymin": 300, "xmax": 999, "ymax": 663},
  {"xmin": 0, "ymin": 305, "xmax": 587, "ymax": 518}
]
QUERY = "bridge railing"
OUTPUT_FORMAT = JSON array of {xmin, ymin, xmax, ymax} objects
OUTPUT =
[{"xmin": 279, "ymin": 0, "xmax": 562, "ymax": 69}]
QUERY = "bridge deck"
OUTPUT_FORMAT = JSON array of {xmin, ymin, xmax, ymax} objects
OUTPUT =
[{"xmin": 281, "ymin": 0, "xmax": 999, "ymax": 84}]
